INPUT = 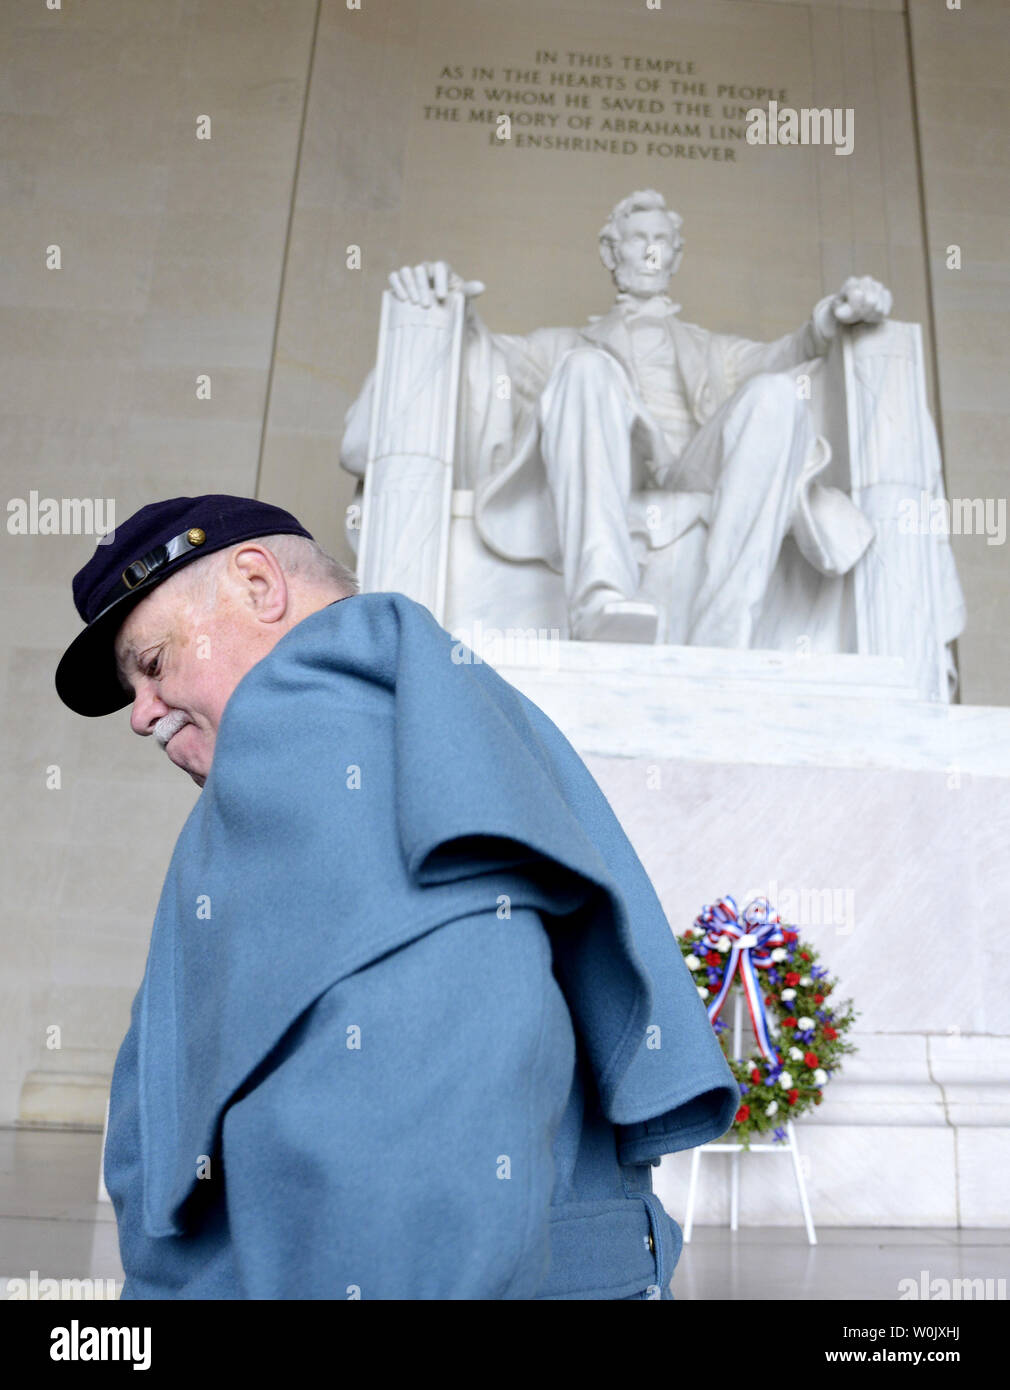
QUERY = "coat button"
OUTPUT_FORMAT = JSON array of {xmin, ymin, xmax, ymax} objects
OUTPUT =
[{"xmin": 648, "ymin": 1233, "xmax": 655, "ymax": 1254}]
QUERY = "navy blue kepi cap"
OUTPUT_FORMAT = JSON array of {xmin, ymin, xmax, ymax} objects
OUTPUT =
[{"xmin": 55, "ymin": 494, "xmax": 315, "ymax": 717}]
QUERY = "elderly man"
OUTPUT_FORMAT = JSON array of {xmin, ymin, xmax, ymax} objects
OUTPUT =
[
  {"xmin": 346, "ymin": 189, "xmax": 889, "ymax": 644},
  {"xmin": 55, "ymin": 493, "xmax": 738, "ymax": 1300}
]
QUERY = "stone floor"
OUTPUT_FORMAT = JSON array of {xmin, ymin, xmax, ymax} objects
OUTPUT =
[{"xmin": 1, "ymin": 1128, "xmax": 1007, "ymax": 1300}]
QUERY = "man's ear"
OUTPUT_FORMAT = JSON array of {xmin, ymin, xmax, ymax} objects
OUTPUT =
[{"xmin": 230, "ymin": 544, "xmax": 289, "ymax": 620}]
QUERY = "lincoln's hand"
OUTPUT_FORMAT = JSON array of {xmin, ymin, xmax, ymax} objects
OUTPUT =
[
  {"xmin": 387, "ymin": 261, "xmax": 485, "ymax": 307},
  {"xmin": 813, "ymin": 274, "xmax": 893, "ymax": 339},
  {"xmin": 833, "ymin": 274, "xmax": 892, "ymax": 324}
]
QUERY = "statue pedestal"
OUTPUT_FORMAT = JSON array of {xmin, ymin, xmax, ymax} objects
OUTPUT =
[
  {"xmin": 479, "ymin": 637, "xmax": 1003, "ymax": 773},
  {"xmin": 481, "ymin": 640, "xmax": 1010, "ymax": 1228}
]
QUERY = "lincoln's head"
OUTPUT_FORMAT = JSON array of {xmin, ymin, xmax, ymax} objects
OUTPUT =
[{"xmin": 598, "ymin": 189, "xmax": 685, "ymax": 298}]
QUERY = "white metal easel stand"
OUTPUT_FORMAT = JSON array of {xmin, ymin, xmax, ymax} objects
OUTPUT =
[
  {"xmin": 682, "ymin": 992, "xmax": 817, "ymax": 1245},
  {"xmin": 97, "ymin": 1093, "xmax": 111, "ymax": 1203}
]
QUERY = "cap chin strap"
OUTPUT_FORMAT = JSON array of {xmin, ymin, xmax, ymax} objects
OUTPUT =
[{"xmin": 90, "ymin": 526, "xmax": 207, "ymax": 622}]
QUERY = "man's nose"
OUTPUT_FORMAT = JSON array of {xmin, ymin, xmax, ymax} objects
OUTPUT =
[{"xmin": 130, "ymin": 685, "xmax": 170, "ymax": 736}]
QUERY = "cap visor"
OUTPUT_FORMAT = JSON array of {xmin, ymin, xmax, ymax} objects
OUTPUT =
[{"xmin": 55, "ymin": 595, "xmax": 147, "ymax": 716}]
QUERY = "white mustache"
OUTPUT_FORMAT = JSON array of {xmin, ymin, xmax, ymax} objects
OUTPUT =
[{"xmin": 154, "ymin": 709, "xmax": 191, "ymax": 748}]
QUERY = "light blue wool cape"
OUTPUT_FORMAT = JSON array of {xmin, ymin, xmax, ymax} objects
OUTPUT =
[{"xmin": 104, "ymin": 591, "xmax": 739, "ymax": 1300}]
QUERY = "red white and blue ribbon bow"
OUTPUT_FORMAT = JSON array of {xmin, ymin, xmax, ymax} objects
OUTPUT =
[{"xmin": 692, "ymin": 895, "xmax": 793, "ymax": 1064}]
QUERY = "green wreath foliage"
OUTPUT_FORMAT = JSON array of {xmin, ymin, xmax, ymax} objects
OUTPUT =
[{"xmin": 678, "ymin": 916, "xmax": 859, "ymax": 1150}]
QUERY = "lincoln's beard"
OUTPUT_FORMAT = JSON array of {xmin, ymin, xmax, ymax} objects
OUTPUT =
[{"xmin": 612, "ymin": 263, "xmax": 675, "ymax": 297}]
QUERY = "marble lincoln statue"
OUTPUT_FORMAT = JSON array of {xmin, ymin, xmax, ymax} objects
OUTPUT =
[{"xmin": 341, "ymin": 188, "xmax": 893, "ymax": 645}]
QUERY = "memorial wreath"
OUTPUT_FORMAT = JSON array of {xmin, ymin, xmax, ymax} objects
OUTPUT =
[{"xmin": 678, "ymin": 895, "xmax": 859, "ymax": 1149}]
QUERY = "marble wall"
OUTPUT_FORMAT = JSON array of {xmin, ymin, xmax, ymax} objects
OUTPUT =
[{"xmin": 1, "ymin": 0, "xmax": 319, "ymax": 1126}]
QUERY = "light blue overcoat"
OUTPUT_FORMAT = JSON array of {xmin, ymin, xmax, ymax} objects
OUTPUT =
[{"xmin": 104, "ymin": 592, "xmax": 739, "ymax": 1299}]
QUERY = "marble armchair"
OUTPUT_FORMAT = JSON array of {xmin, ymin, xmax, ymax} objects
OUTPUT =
[{"xmin": 341, "ymin": 290, "xmax": 964, "ymax": 702}]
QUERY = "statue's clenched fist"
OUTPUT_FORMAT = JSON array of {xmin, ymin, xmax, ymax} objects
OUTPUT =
[
  {"xmin": 830, "ymin": 274, "xmax": 892, "ymax": 326},
  {"xmin": 388, "ymin": 260, "xmax": 485, "ymax": 307},
  {"xmin": 812, "ymin": 274, "xmax": 892, "ymax": 341}
]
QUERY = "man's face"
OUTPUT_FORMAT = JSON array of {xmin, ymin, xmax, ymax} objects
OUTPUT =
[
  {"xmin": 114, "ymin": 555, "xmax": 278, "ymax": 789},
  {"xmin": 610, "ymin": 208, "xmax": 684, "ymax": 297}
]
